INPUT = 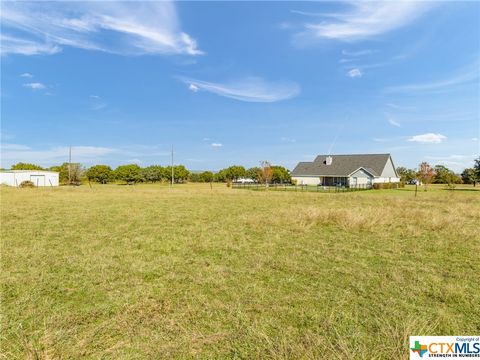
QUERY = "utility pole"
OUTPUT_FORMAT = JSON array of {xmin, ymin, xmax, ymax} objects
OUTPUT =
[
  {"xmin": 68, "ymin": 146, "xmax": 72, "ymax": 185},
  {"xmin": 171, "ymin": 145, "xmax": 174, "ymax": 187}
]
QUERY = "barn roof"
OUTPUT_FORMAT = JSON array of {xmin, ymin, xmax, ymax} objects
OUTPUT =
[{"xmin": 291, "ymin": 154, "xmax": 392, "ymax": 177}]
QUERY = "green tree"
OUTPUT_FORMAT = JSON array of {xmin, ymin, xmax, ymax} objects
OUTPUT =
[
  {"xmin": 199, "ymin": 171, "xmax": 214, "ymax": 182},
  {"xmin": 86, "ymin": 165, "xmax": 112, "ymax": 184},
  {"xmin": 214, "ymin": 166, "xmax": 245, "ymax": 182},
  {"xmin": 433, "ymin": 165, "xmax": 455, "ymax": 184},
  {"xmin": 114, "ymin": 164, "xmax": 143, "ymax": 184},
  {"xmin": 164, "ymin": 165, "xmax": 190, "ymax": 183},
  {"xmin": 461, "ymin": 168, "xmax": 476, "ymax": 185},
  {"xmin": 142, "ymin": 165, "xmax": 164, "ymax": 183},
  {"xmin": 50, "ymin": 163, "xmax": 83, "ymax": 185},
  {"xmin": 396, "ymin": 166, "xmax": 417, "ymax": 183},
  {"xmin": 11, "ymin": 162, "xmax": 43, "ymax": 170},
  {"xmin": 474, "ymin": 157, "xmax": 480, "ymax": 186},
  {"xmin": 189, "ymin": 172, "xmax": 201, "ymax": 182},
  {"xmin": 245, "ymin": 167, "xmax": 260, "ymax": 181},
  {"xmin": 271, "ymin": 166, "xmax": 291, "ymax": 184},
  {"xmin": 215, "ymin": 169, "xmax": 228, "ymax": 182}
]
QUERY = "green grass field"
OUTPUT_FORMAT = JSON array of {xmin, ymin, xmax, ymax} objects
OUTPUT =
[{"xmin": 1, "ymin": 184, "xmax": 479, "ymax": 359}]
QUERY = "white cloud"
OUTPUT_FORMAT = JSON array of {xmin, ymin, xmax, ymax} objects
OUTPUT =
[
  {"xmin": 385, "ymin": 63, "xmax": 479, "ymax": 93},
  {"xmin": 20, "ymin": 72, "xmax": 33, "ymax": 78},
  {"xmin": 211, "ymin": 143, "xmax": 223, "ymax": 148},
  {"xmin": 472, "ymin": 138, "xmax": 478, "ymax": 142},
  {"xmin": 297, "ymin": 2, "xmax": 432, "ymax": 42},
  {"xmin": 23, "ymin": 82, "xmax": 46, "ymax": 90},
  {"xmin": 126, "ymin": 158, "xmax": 142, "ymax": 164},
  {"xmin": 1, "ymin": 1, "xmax": 202, "ymax": 56},
  {"xmin": 189, "ymin": 84, "xmax": 199, "ymax": 92},
  {"xmin": 89, "ymin": 95, "xmax": 106, "ymax": 110},
  {"xmin": 1, "ymin": 34, "xmax": 61, "ymax": 56},
  {"xmin": 281, "ymin": 137, "xmax": 296, "ymax": 143},
  {"xmin": 179, "ymin": 76, "xmax": 300, "ymax": 103},
  {"xmin": 347, "ymin": 68, "xmax": 362, "ymax": 78},
  {"xmin": 424, "ymin": 154, "xmax": 477, "ymax": 172},
  {"xmin": 386, "ymin": 103, "xmax": 415, "ymax": 111},
  {"xmin": 387, "ymin": 117, "xmax": 401, "ymax": 127},
  {"xmin": 0, "ymin": 144, "xmax": 117, "ymax": 167},
  {"xmin": 342, "ymin": 49, "xmax": 378, "ymax": 56},
  {"xmin": 408, "ymin": 133, "xmax": 447, "ymax": 144}
]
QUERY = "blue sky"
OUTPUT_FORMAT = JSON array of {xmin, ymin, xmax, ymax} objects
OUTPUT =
[{"xmin": 1, "ymin": 1, "xmax": 479, "ymax": 172}]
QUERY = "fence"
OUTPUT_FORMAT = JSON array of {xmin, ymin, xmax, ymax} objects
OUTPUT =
[{"xmin": 231, "ymin": 183, "xmax": 372, "ymax": 193}]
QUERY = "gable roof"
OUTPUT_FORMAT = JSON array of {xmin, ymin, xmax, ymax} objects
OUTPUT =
[{"xmin": 291, "ymin": 154, "xmax": 393, "ymax": 177}]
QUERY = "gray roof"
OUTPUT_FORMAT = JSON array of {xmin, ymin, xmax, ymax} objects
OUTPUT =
[{"xmin": 291, "ymin": 154, "xmax": 392, "ymax": 177}]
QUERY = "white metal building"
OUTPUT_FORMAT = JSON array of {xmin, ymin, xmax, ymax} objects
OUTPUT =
[{"xmin": 0, "ymin": 170, "xmax": 60, "ymax": 187}]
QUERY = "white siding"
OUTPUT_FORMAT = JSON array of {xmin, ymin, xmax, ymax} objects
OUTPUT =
[
  {"xmin": 373, "ymin": 177, "xmax": 401, "ymax": 183},
  {"xmin": 380, "ymin": 157, "xmax": 398, "ymax": 178},
  {"xmin": 349, "ymin": 168, "xmax": 373, "ymax": 186},
  {"xmin": 292, "ymin": 176, "xmax": 321, "ymax": 185},
  {"xmin": 0, "ymin": 171, "xmax": 59, "ymax": 187}
]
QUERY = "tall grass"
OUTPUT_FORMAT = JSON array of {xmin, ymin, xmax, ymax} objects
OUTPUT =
[{"xmin": 1, "ymin": 184, "xmax": 479, "ymax": 359}]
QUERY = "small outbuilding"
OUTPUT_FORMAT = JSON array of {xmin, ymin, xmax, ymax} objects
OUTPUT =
[
  {"xmin": 0, "ymin": 170, "xmax": 60, "ymax": 187},
  {"xmin": 291, "ymin": 153, "xmax": 400, "ymax": 187}
]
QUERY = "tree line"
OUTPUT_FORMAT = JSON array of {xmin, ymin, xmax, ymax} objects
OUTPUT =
[
  {"xmin": 8, "ymin": 157, "xmax": 480, "ymax": 187},
  {"xmin": 9, "ymin": 162, "xmax": 291, "ymax": 185},
  {"xmin": 397, "ymin": 158, "xmax": 480, "ymax": 188}
]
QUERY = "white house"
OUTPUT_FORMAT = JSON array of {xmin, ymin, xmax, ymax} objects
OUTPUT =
[
  {"xmin": 0, "ymin": 170, "xmax": 60, "ymax": 187},
  {"xmin": 291, "ymin": 154, "xmax": 400, "ymax": 187}
]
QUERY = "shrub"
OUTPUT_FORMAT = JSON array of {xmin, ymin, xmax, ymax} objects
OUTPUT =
[
  {"xmin": 86, "ymin": 165, "xmax": 113, "ymax": 184},
  {"xmin": 19, "ymin": 180, "xmax": 35, "ymax": 188},
  {"xmin": 11, "ymin": 163, "xmax": 43, "ymax": 170},
  {"xmin": 114, "ymin": 164, "xmax": 143, "ymax": 184},
  {"xmin": 373, "ymin": 182, "xmax": 400, "ymax": 190}
]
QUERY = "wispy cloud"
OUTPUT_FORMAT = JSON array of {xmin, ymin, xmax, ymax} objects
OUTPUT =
[
  {"xmin": 296, "ymin": 2, "xmax": 433, "ymax": 42},
  {"xmin": 408, "ymin": 133, "xmax": 447, "ymax": 144},
  {"xmin": 0, "ymin": 144, "xmax": 117, "ymax": 167},
  {"xmin": 385, "ymin": 63, "xmax": 479, "ymax": 94},
  {"xmin": 20, "ymin": 72, "xmax": 33, "ymax": 78},
  {"xmin": 424, "ymin": 154, "xmax": 477, "ymax": 172},
  {"xmin": 280, "ymin": 137, "xmax": 296, "ymax": 143},
  {"xmin": 386, "ymin": 103, "xmax": 415, "ymax": 111},
  {"xmin": 1, "ymin": 1, "xmax": 202, "ymax": 56},
  {"xmin": 89, "ymin": 95, "xmax": 106, "ymax": 110},
  {"xmin": 342, "ymin": 49, "xmax": 378, "ymax": 56},
  {"xmin": 0, "ymin": 143, "xmax": 173, "ymax": 168},
  {"xmin": 211, "ymin": 143, "xmax": 223, "ymax": 148},
  {"xmin": 347, "ymin": 68, "xmax": 362, "ymax": 78},
  {"xmin": 23, "ymin": 82, "xmax": 46, "ymax": 90},
  {"xmin": 180, "ymin": 76, "xmax": 300, "ymax": 103},
  {"xmin": 290, "ymin": 10, "xmax": 329, "ymax": 17},
  {"xmin": 189, "ymin": 84, "xmax": 199, "ymax": 92},
  {"xmin": 1, "ymin": 34, "xmax": 61, "ymax": 56},
  {"xmin": 387, "ymin": 116, "xmax": 401, "ymax": 127}
]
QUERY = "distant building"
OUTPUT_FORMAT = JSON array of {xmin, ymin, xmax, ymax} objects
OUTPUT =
[
  {"xmin": 291, "ymin": 154, "xmax": 400, "ymax": 187},
  {"xmin": 0, "ymin": 170, "xmax": 59, "ymax": 187}
]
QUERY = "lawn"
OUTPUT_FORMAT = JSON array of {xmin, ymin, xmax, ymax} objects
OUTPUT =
[{"xmin": 1, "ymin": 183, "xmax": 479, "ymax": 359}]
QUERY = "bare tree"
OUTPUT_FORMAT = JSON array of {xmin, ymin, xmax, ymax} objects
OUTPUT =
[
  {"xmin": 258, "ymin": 161, "xmax": 273, "ymax": 188},
  {"xmin": 418, "ymin": 162, "xmax": 435, "ymax": 191}
]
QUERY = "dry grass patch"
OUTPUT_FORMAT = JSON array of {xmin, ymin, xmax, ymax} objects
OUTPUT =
[{"xmin": 1, "ymin": 184, "xmax": 479, "ymax": 359}]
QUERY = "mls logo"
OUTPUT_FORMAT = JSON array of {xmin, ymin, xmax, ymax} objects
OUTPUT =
[{"xmin": 410, "ymin": 340, "xmax": 428, "ymax": 357}]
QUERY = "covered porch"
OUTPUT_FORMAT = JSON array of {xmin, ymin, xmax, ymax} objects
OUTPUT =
[{"xmin": 319, "ymin": 176, "xmax": 348, "ymax": 187}]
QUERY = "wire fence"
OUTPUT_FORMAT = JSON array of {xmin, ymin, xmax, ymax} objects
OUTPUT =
[{"xmin": 231, "ymin": 183, "xmax": 372, "ymax": 193}]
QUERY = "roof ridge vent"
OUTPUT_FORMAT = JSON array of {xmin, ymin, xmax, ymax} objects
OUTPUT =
[{"xmin": 325, "ymin": 156, "xmax": 332, "ymax": 165}]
